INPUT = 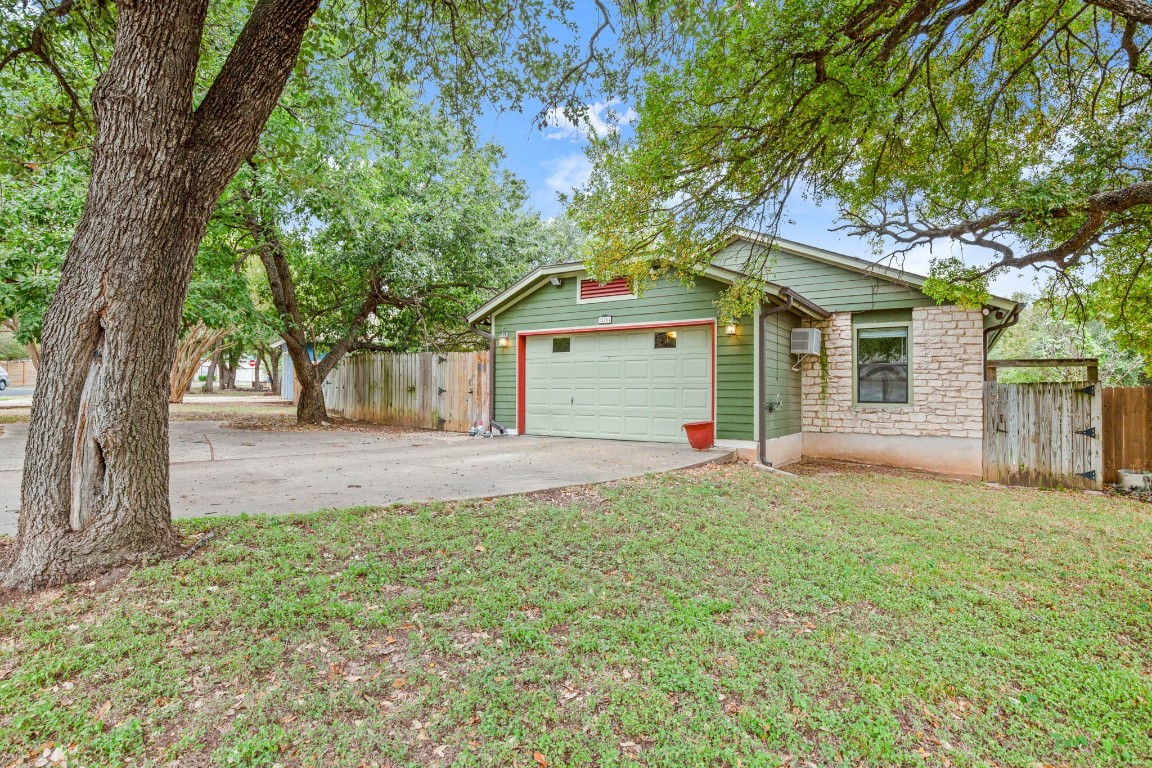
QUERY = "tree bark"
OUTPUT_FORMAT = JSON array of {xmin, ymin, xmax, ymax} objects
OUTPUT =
[{"xmin": 1, "ymin": 0, "xmax": 321, "ymax": 590}]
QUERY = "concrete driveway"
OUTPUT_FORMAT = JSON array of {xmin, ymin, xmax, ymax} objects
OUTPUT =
[{"xmin": 0, "ymin": 421, "xmax": 731, "ymax": 535}]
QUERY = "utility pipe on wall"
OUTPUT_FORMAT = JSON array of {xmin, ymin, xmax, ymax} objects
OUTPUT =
[{"xmin": 759, "ymin": 295, "xmax": 795, "ymax": 467}]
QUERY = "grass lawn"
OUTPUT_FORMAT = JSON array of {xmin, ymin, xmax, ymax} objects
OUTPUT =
[{"xmin": 1, "ymin": 463, "xmax": 1150, "ymax": 767}]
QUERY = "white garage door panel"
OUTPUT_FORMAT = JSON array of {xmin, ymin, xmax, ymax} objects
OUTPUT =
[{"xmin": 524, "ymin": 326, "xmax": 713, "ymax": 442}]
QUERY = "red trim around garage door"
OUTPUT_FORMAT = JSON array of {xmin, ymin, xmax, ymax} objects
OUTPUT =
[{"xmin": 515, "ymin": 319, "xmax": 717, "ymax": 435}]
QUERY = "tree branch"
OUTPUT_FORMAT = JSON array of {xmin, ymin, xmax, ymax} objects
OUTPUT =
[
  {"xmin": 190, "ymin": 0, "xmax": 322, "ymax": 197},
  {"xmin": 1085, "ymin": 0, "xmax": 1152, "ymax": 24},
  {"xmin": 845, "ymin": 182, "xmax": 1152, "ymax": 275}
]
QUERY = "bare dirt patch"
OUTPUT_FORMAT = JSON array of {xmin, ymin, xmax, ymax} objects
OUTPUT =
[
  {"xmin": 218, "ymin": 414, "xmax": 425, "ymax": 434},
  {"xmin": 786, "ymin": 456, "xmax": 973, "ymax": 483},
  {"xmin": 523, "ymin": 484, "xmax": 608, "ymax": 508}
]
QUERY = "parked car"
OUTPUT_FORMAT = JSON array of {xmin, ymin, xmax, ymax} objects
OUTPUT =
[{"xmin": 0, "ymin": 364, "xmax": 8, "ymax": 390}]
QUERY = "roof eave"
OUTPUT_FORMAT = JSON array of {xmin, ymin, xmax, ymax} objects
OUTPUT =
[{"xmin": 465, "ymin": 262, "xmax": 584, "ymax": 324}]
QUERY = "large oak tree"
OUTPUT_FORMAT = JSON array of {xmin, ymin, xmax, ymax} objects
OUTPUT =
[
  {"xmin": 0, "ymin": 0, "xmax": 677, "ymax": 590},
  {"xmin": 573, "ymin": 0, "xmax": 1152, "ymax": 315}
]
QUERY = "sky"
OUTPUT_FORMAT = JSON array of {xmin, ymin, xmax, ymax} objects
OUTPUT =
[
  {"xmin": 476, "ymin": 101, "xmax": 1042, "ymax": 299},
  {"xmin": 469, "ymin": 9, "xmax": 1041, "ymax": 301}
]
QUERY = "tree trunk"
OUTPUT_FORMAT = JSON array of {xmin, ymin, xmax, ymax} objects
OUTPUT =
[
  {"xmin": 267, "ymin": 347, "xmax": 282, "ymax": 394},
  {"xmin": 255, "ymin": 344, "xmax": 282, "ymax": 395},
  {"xmin": 2, "ymin": 316, "xmax": 41, "ymax": 367},
  {"xmin": 170, "ymin": 324, "xmax": 230, "ymax": 403},
  {"xmin": 243, "ymin": 196, "xmax": 382, "ymax": 425},
  {"xmin": 1, "ymin": 0, "xmax": 320, "ymax": 590},
  {"xmin": 25, "ymin": 341, "xmax": 41, "ymax": 369},
  {"xmin": 220, "ymin": 354, "xmax": 239, "ymax": 390},
  {"xmin": 296, "ymin": 366, "xmax": 330, "ymax": 424},
  {"xmin": 203, "ymin": 343, "xmax": 219, "ymax": 393}
]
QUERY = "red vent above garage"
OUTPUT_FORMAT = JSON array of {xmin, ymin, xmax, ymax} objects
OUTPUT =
[{"xmin": 579, "ymin": 277, "xmax": 632, "ymax": 299}]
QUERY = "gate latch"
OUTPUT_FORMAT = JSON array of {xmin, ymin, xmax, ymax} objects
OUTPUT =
[
  {"xmin": 1074, "ymin": 384, "xmax": 1096, "ymax": 396},
  {"xmin": 1075, "ymin": 427, "xmax": 1097, "ymax": 438},
  {"xmin": 1077, "ymin": 469, "xmax": 1098, "ymax": 481}
]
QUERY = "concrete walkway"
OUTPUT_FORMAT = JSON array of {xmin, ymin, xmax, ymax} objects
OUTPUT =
[{"xmin": 0, "ymin": 421, "xmax": 731, "ymax": 535}]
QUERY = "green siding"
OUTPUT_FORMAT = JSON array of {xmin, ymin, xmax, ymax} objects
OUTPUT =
[
  {"xmin": 762, "ymin": 311, "xmax": 803, "ymax": 439},
  {"xmin": 851, "ymin": 308, "xmax": 913, "ymax": 326},
  {"xmin": 492, "ymin": 273, "xmax": 755, "ymax": 441},
  {"xmin": 713, "ymin": 241, "xmax": 938, "ymax": 312}
]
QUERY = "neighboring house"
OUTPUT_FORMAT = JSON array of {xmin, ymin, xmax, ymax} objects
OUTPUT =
[
  {"xmin": 466, "ymin": 229, "xmax": 1020, "ymax": 476},
  {"xmin": 275, "ymin": 340, "xmax": 324, "ymax": 404}
]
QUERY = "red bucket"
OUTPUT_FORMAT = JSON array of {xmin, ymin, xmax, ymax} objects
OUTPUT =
[{"xmin": 682, "ymin": 420, "xmax": 715, "ymax": 450}]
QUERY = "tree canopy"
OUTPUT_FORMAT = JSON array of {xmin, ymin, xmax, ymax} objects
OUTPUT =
[{"xmin": 573, "ymin": 0, "xmax": 1152, "ymax": 316}]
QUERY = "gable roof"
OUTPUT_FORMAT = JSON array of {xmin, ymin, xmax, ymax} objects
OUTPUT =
[
  {"xmin": 466, "ymin": 260, "xmax": 830, "ymax": 325},
  {"xmin": 728, "ymin": 228, "xmax": 1019, "ymax": 312}
]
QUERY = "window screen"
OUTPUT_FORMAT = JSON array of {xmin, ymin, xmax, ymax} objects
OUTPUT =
[
  {"xmin": 552, "ymin": 337, "xmax": 571, "ymax": 353},
  {"xmin": 654, "ymin": 331, "xmax": 677, "ymax": 349},
  {"xmin": 857, "ymin": 327, "xmax": 909, "ymax": 403}
]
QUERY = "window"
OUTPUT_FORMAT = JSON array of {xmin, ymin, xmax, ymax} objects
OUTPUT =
[
  {"xmin": 856, "ymin": 327, "xmax": 909, "ymax": 404},
  {"xmin": 552, "ymin": 337, "xmax": 571, "ymax": 353},
  {"xmin": 654, "ymin": 331, "xmax": 677, "ymax": 349}
]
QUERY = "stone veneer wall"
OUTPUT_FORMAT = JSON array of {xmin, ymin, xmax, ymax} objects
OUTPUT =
[{"xmin": 801, "ymin": 306, "xmax": 985, "ymax": 439}]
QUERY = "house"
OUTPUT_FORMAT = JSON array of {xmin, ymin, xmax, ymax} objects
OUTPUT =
[{"xmin": 466, "ymin": 230, "xmax": 1020, "ymax": 476}]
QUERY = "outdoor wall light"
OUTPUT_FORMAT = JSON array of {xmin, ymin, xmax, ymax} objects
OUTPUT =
[
  {"xmin": 497, "ymin": 332, "xmax": 510, "ymax": 347},
  {"xmin": 667, "ymin": 330, "xmax": 677, "ymax": 339},
  {"xmin": 725, "ymin": 321, "xmax": 738, "ymax": 336},
  {"xmin": 550, "ymin": 276, "xmax": 562, "ymax": 287}
]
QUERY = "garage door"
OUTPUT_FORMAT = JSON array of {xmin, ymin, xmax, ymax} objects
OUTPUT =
[{"xmin": 523, "ymin": 325, "xmax": 712, "ymax": 442}]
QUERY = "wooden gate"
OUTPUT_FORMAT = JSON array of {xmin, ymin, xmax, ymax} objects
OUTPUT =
[
  {"xmin": 982, "ymin": 381, "xmax": 1102, "ymax": 489},
  {"xmin": 1101, "ymin": 386, "xmax": 1152, "ymax": 483},
  {"xmin": 322, "ymin": 351, "xmax": 489, "ymax": 432}
]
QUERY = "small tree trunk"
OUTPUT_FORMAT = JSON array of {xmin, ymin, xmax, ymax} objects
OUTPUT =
[
  {"xmin": 296, "ymin": 365, "xmax": 330, "ymax": 424},
  {"xmin": 220, "ymin": 356, "xmax": 238, "ymax": 390},
  {"xmin": 203, "ymin": 343, "xmax": 219, "ymax": 393},
  {"xmin": 170, "ymin": 324, "xmax": 230, "ymax": 403},
  {"xmin": 267, "ymin": 347, "xmax": 282, "ymax": 394}
]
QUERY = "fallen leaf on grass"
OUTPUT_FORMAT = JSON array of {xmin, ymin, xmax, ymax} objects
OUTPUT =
[{"xmin": 533, "ymin": 752, "xmax": 548, "ymax": 766}]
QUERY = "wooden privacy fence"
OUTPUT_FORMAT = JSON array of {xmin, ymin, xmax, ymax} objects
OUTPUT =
[
  {"xmin": 323, "ymin": 351, "xmax": 489, "ymax": 432},
  {"xmin": 983, "ymin": 381, "xmax": 1102, "ymax": 489},
  {"xmin": 0, "ymin": 359, "xmax": 36, "ymax": 387},
  {"xmin": 1102, "ymin": 386, "xmax": 1152, "ymax": 483}
]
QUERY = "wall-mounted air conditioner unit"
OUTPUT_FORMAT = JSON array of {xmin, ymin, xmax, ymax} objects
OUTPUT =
[{"xmin": 790, "ymin": 328, "xmax": 822, "ymax": 356}]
